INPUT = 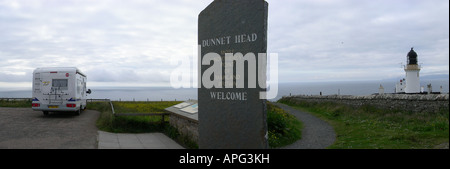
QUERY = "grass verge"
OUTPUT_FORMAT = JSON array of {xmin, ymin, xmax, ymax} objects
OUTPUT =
[
  {"xmin": 278, "ymin": 97, "xmax": 449, "ymax": 149},
  {"xmin": 0, "ymin": 99, "xmax": 31, "ymax": 108},
  {"xmin": 87, "ymin": 101, "xmax": 202, "ymax": 148},
  {"xmin": 267, "ymin": 102, "xmax": 303, "ymax": 148},
  {"xmin": 90, "ymin": 101, "xmax": 182, "ymax": 132}
]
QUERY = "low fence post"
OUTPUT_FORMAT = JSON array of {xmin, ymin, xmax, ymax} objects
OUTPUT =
[{"xmin": 109, "ymin": 100, "xmax": 115, "ymax": 115}]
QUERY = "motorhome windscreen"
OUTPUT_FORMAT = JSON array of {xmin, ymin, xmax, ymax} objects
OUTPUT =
[{"xmin": 52, "ymin": 79, "xmax": 68, "ymax": 87}]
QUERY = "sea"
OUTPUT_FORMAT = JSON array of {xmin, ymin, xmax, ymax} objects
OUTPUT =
[{"xmin": 1, "ymin": 80, "xmax": 448, "ymax": 102}]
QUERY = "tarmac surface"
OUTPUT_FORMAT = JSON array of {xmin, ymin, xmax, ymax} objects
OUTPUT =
[
  {"xmin": 0, "ymin": 107, "xmax": 183, "ymax": 149},
  {"xmin": 0, "ymin": 107, "xmax": 99, "ymax": 149},
  {"xmin": 273, "ymin": 103, "xmax": 336, "ymax": 149}
]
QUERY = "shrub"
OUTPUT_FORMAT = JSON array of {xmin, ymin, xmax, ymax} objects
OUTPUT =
[{"xmin": 267, "ymin": 102, "xmax": 302, "ymax": 148}]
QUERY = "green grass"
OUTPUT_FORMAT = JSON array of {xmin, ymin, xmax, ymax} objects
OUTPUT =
[
  {"xmin": 90, "ymin": 101, "xmax": 182, "ymax": 132},
  {"xmin": 113, "ymin": 101, "xmax": 182, "ymax": 114},
  {"xmin": 267, "ymin": 102, "xmax": 303, "ymax": 148},
  {"xmin": 110, "ymin": 101, "xmax": 183, "ymax": 132},
  {"xmin": 0, "ymin": 99, "xmax": 31, "ymax": 108},
  {"xmin": 278, "ymin": 97, "xmax": 449, "ymax": 149},
  {"xmin": 87, "ymin": 101, "xmax": 202, "ymax": 148}
]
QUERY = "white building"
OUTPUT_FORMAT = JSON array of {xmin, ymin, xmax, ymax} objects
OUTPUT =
[
  {"xmin": 395, "ymin": 78, "xmax": 406, "ymax": 93},
  {"xmin": 396, "ymin": 48, "xmax": 421, "ymax": 94}
]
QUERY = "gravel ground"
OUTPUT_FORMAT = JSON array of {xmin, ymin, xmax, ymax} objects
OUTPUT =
[
  {"xmin": 273, "ymin": 103, "xmax": 336, "ymax": 149},
  {"xmin": 434, "ymin": 142, "xmax": 449, "ymax": 149},
  {"xmin": 0, "ymin": 107, "xmax": 99, "ymax": 149}
]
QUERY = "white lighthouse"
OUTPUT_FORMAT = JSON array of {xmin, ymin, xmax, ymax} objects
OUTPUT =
[{"xmin": 404, "ymin": 47, "xmax": 421, "ymax": 93}]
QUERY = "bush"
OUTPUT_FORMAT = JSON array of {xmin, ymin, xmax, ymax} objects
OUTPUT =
[
  {"xmin": 267, "ymin": 103, "xmax": 288, "ymax": 134},
  {"xmin": 267, "ymin": 102, "xmax": 302, "ymax": 148}
]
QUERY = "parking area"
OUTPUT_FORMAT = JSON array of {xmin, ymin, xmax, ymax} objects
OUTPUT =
[{"xmin": 0, "ymin": 107, "xmax": 100, "ymax": 149}]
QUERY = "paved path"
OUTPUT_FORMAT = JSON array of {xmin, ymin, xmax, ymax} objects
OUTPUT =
[
  {"xmin": 272, "ymin": 103, "xmax": 336, "ymax": 149},
  {"xmin": 98, "ymin": 131, "xmax": 184, "ymax": 149}
]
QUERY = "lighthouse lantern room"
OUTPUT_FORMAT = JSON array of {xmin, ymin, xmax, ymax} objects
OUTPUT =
[{"xmin": 404, "ymin": 48, "xmax": 421, "ymax": 93}]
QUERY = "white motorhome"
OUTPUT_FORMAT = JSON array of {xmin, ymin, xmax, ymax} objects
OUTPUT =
[{"xmin": 32, "ymin": 67, "xmax": 91, "ymax": 115}]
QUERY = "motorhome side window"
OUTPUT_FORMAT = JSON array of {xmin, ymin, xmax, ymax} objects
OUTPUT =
[{"xmin": 52, "ymin": 79, "xmax": 68, "ymax": 88}]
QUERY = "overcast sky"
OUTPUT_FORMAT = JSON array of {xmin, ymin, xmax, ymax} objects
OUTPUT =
[{"xmin": 0, "ymin": 0, "xmax": 448, "ymax": 88}]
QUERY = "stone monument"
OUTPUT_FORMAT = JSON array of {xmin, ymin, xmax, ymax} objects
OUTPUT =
[{"xmin": 198, "ymin": 0, "xmax": 269, "ymax": 149}]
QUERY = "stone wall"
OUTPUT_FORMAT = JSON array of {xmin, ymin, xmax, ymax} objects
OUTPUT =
[
  {"xmin": 169, "ymin": 113, "xmax": 199, "ymax": 144},
  {"xmin": 282, "ymin": 94, "xmax": 449, "ymax": 113}
]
